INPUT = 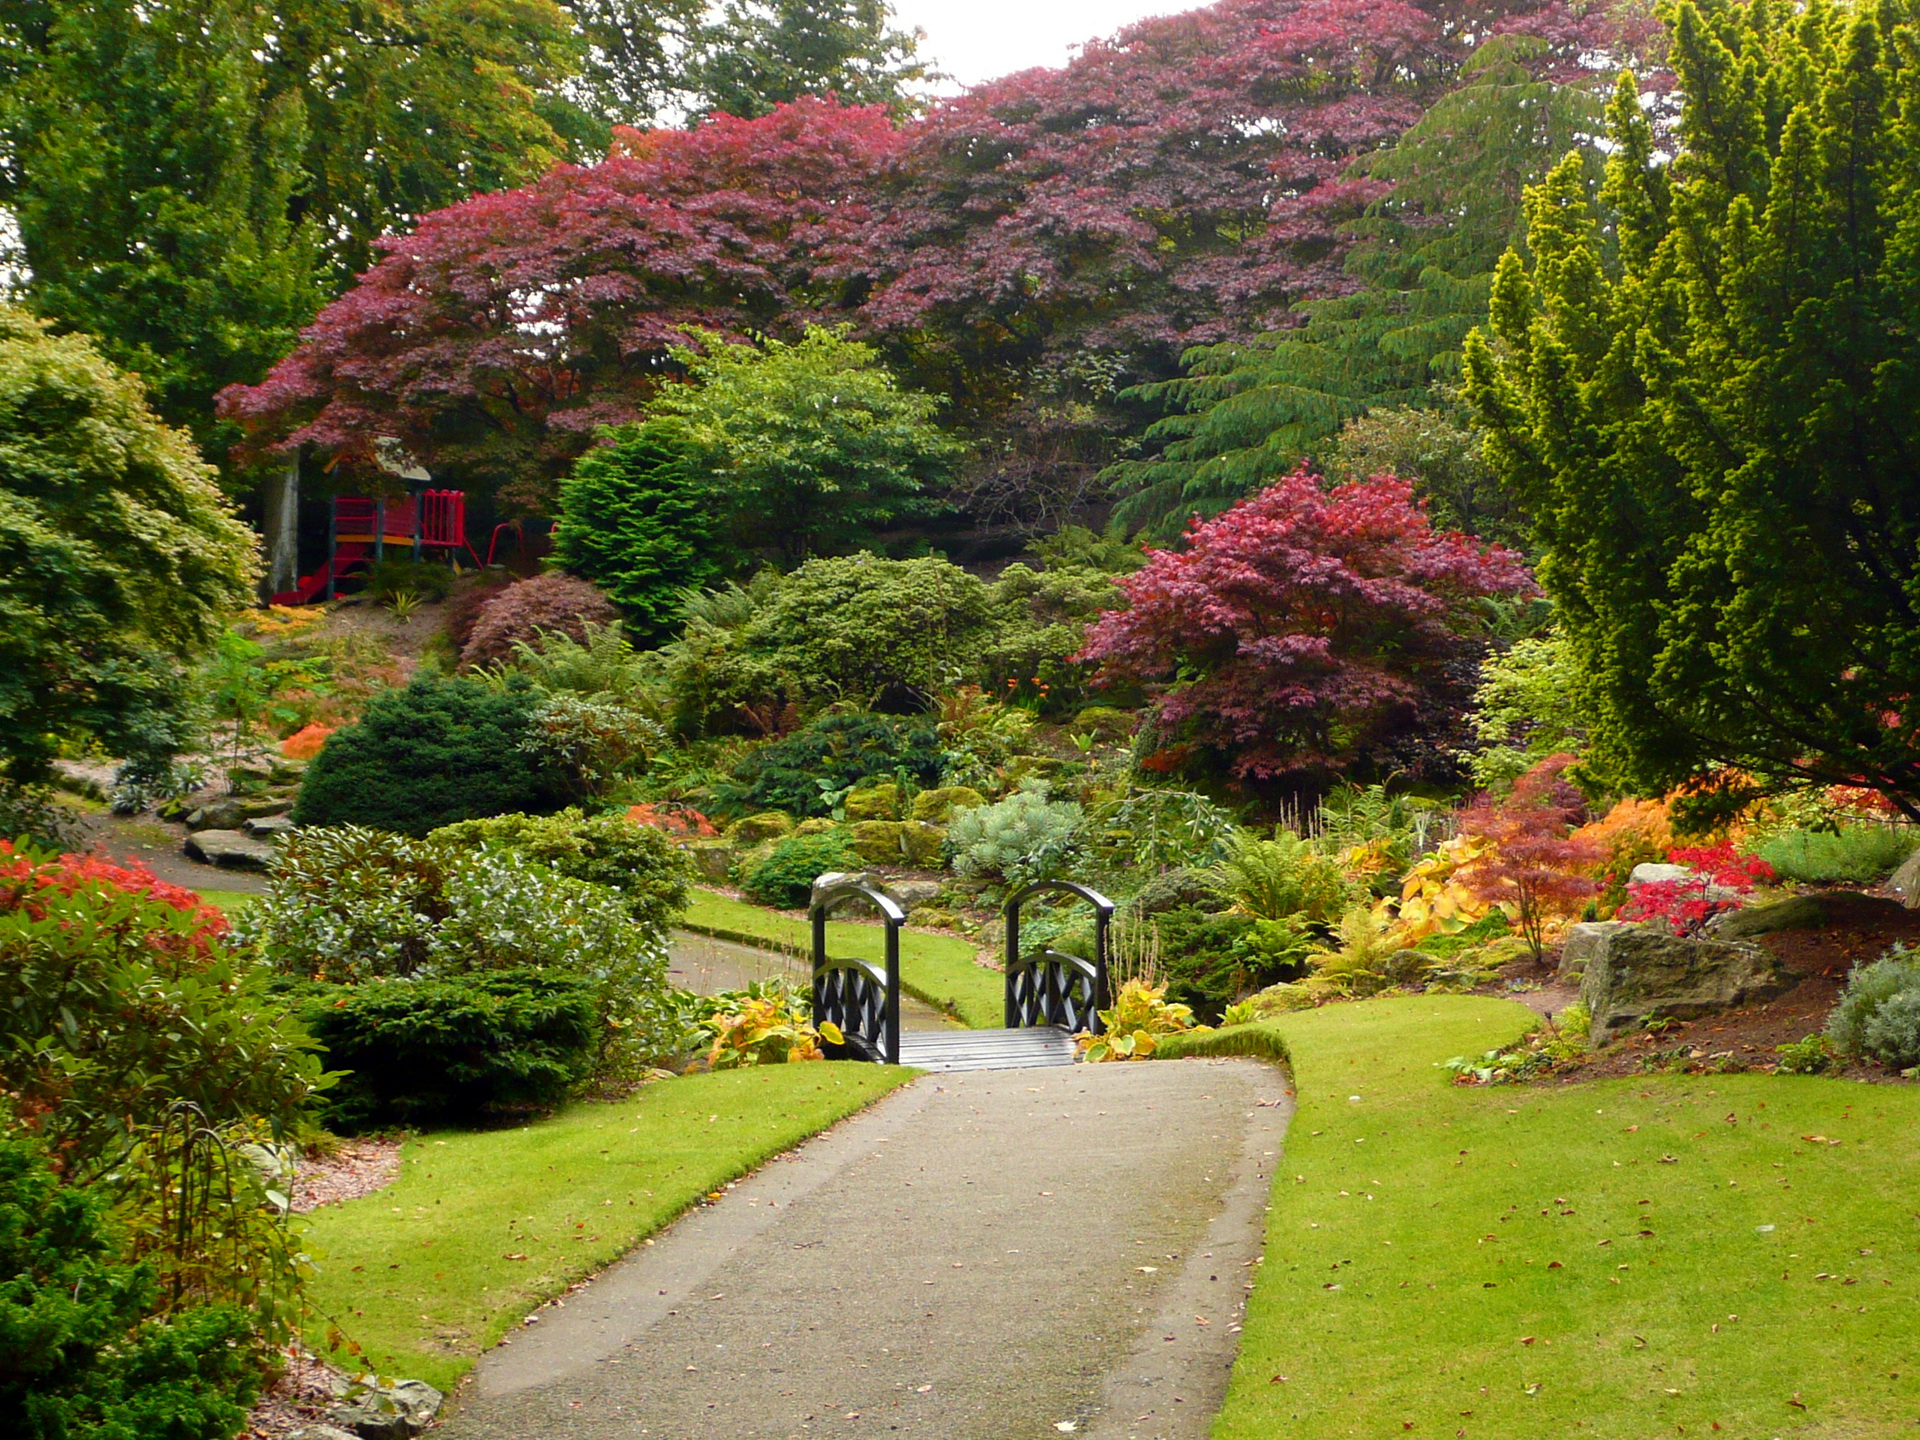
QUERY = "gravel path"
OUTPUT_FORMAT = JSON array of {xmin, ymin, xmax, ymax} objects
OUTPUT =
[{"xmin": 438, "ymin": 1057, "xmax": 1292, "ymax": 1440}]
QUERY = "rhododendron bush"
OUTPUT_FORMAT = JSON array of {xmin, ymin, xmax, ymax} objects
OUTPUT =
[{"xmin": 1079, "ymin": 466, "xmax": 1534, "ymax": 787}]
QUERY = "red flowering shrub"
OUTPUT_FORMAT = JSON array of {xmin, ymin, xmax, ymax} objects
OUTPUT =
[
  {"xmin": 1459, "ymin": 755, "xmax": 1600, "ymax": 962},
  {"xmin": 1619, "ymin": 842, "xmax": 1774, "ymax": 936},
  {"xmin": 1079, "ymin": 466, "xmax": 1535, "ymax": 784},
  {"xmin": 0, "ymin": 841, "xmax": 225, "ymax": 945},
  {"xmin": 459, "ymin": 573, "xmax": 620, "ymax": 669}
]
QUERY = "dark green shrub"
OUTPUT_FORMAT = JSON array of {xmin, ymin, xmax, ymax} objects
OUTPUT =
[
  {"xmin": 554, "ymin": 421, "xmax": 727, "ymax": 644},
  {"xmin": 741, "ymin": 830, "xmax": 861, "ymax": 909},
  {"xmin": 292, "ymin": 675, "xmax": 565, "ymax": 835},
  {"xmin": 295, "ymin": 970, "xmax": 600, "ymax": 1130},
  {"xmin": 1828, "ymin": 947, "xmax": 1920, "ymax": 1069},
  {"xmin": 1147, "ymin": 906, "xmax": 1315, "ymax": 1022},
  {"xmin": 432, "ymin": 808, "xmax": 693, "ymax": 941},
  {"xmin": 1754, "ymin": 825, "xmax": 1918, "ymax": 884},
  {"xmin": 722, "ymin": 712, "xmax": 944, "ymax": 818},
  {"xmin": 0, "ymin": 1130, "xmax": 259, "ymax": 1440},
  {"xmin": 366, "ymin": 556, "xmax": 455, "ymax": 603}
]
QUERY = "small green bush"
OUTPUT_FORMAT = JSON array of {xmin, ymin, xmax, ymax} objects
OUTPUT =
[
  {"xmin": 295, "ymin": 970, "xmax": 601, "ymax": 1130},
  {"xmin": 946, "ymin": 783, "xmax": 1084, "ymax": 888},
  {"xmin": 1145, "ymin": 906, "xmax": 1315, "ymax": 1020},
  {"xmin": 741, "ymin": 830, "xmax": 862, "ymax": 909},
  {"xmin": 722, "ymin": 712, "xmax": 944, "ymax": 818},
  {"xmin": 1827, "ymin": 946, "xmax": 1920, "ymax": 1066},
  {"xmin": 0, "ymin": 1131, "xmax": 259, "ymax": 1440},
  {"xmin": 293, "ymin": 675, "xmax": 566, "ymax": 834},
  {"xmin": 432, "ymin": 809, "xmax": 693, "ymax": 941},
  {"xmin": 1211, "ymin": 830, "xmax": 1350, "ymax": 924},
  {"xmin": 553, "ymin": 420, "xmax": 727, "ymax": 644},
  {"xmin": 1753, "ymin": 825, "xmax": 1918, "ymax": 883}
]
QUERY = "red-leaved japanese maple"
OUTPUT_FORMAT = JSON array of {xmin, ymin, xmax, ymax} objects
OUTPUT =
[
  {"xmin": 220, "ymin": 0, "xmax": 1621, "ymax": 513},
  {"xmin": 1078, "ymin": 464, "xmax": 1534, "ymax": 786},
  {"xmin": 1459, "ymin": 754, "xmax": 1599, "ymax": 962}
]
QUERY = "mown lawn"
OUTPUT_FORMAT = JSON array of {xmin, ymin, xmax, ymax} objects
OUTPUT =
[
  {"xmin": 298, "ymin": 1064, "xmax": 913, "ymax": 1390},
  {"xmin": 680, "ymin": 886, "xmax": 1003, "ymax": 1028},
  {"xmin": 1168, "ymin": 997, "xmax": 1920, "ymax": 1439}
]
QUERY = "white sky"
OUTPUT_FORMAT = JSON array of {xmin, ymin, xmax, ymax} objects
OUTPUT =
[{"xmin": 890, "ymin": 1, "xmax": 1201, "ymax": 89}]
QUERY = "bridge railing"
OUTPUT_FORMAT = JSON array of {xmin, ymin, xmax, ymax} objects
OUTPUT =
[
  {"xmin": 1004, "ymin": 880, "xmax": 1115, "ymax": 1034},
  {"xmin": 809, "ymin": 876, "xmax": 903, "ymax": 1065}
]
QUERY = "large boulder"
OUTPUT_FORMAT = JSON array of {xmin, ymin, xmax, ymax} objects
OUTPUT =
[
  {"xmin": 1557, "ymin": 920, "xmax": 1628, "ymax": 979},
  {"xmin": 183, "ymin": 798, "xmax": 248, "ymax": 832},
  {"xmin": 684, "ymin": 840, "xmax": 734, "ymax": 883},
  {"xmin": 1629, "ymin": 862, "xmax": 1693, "ymax": 885},
  {"xmin": 1708, "ymin": 895, "xmax": 1832, "ymax": 940},
  {"xmin": 183, "ymin": 829, "xmax": 276, "ymax": 871},
  {"xmin": 846, "ymin": 820, "xmax": 944, "ymax": 867},
  {"xmin": 1891, "ymin": 847, "xmax": 1920, "ymax": 907},
  {"xmin": 1579, "ymin": 925, "xmax": 1796, "ymax": 1044}
]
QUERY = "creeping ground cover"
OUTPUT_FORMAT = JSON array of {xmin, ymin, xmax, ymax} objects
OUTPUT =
[
  {"xmin": 300, "ymin": 1064, "xmax": 911, "ymax": 1390},
  {"xmin": 1167, "ymin": 998, "xmax": 1920, "ymax": 1438},
  {"xmin": 679, "ymin": 887, "xmax": 1002, "ymax": 1030}
]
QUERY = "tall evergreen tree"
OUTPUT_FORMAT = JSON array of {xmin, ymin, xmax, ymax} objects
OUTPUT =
[
  {"xmin": 1463, "ymin": 0, "xmax": 1920, "ymax": 819},
  {"xmin": 1108, "ymin": 34, "xmax": 1613, "ymax": 541}
]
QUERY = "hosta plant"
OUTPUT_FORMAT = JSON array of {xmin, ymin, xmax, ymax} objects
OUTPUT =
[
  {"xmin": 1077, "ymin": 979, "xmax": 1197, "ymax": 1062},
  {"xmin": 697, "ymin": 980, "xmax": 843, "ymax": 1069}
]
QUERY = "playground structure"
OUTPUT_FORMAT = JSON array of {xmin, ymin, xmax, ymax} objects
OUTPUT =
[
  {"xmin": 809, "ymin": 875, "xmax": 1114, "ymax": 1072},
  {"xmin": 269, "ymin": 488, "xmax": 542, "ymax": 606}
]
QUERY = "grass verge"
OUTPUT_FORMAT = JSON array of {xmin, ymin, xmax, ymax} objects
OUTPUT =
[
  {"xmin": 300, "ymin": 1063, "xmax": 913, "ymax": 1390},
  {"xmin": 194, "ymin": 888, "xmax": 258, "ymax": 914},
  {"xmin": 1167, "ymin": 996, "xmax": 1920, "ymax": 1438},
  {"xmin": 679, "ymin": 887, "xmax": 1003, "ymax": 1029}
]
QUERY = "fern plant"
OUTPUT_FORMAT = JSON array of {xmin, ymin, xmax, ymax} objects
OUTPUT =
[{"xmin": 1211, "ymin": 830, "xmax": 1349, "ymax": 924}]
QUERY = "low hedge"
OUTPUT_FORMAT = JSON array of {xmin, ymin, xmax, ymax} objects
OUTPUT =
[{"xmin": 295, "ymin": 970, "xmax": 600, "ymax": 1131}]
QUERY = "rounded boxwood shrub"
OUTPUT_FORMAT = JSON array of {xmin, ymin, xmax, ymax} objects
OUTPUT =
[
  {"xmin": 722, "ymin": 712, "xmax": 944, "ymax": 818},
  {"xmin": 293, "ymin": 970, "xmax": 601, "ymax": 1130},
  {"xmin": 292, "ymin": 676, "xmax": 566, "ymax": 835},
  {"xmin": 741, "ymin": 830, "xmax": 862, "ymax": 909}
]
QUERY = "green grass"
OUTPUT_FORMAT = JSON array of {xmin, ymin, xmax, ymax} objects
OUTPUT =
[
  {"xmin": 1166, "ymin": 997, "xmax": 1920, "ymax": 1439},
  {"xmin": 679, "ymin": 887, "xmax": 1004, "ymax": 1028},
  {"xmin": 193, "ymin": 888, "xmax": 258, "ymax": 913},
  {"xmin": 300, "ymin": 1063, "xmax": 912, "ymax": 1390}
]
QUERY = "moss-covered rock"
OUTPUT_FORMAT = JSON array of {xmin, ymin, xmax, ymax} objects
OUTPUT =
[
  {"xmin": 684, "ymin": 840, "xmax": 735, "ymax": 883},
  {"xmin": 1072, "ymin": 705, "xmax": 1138, "ymax": 743},
  {"xmin": 794, "ymin": 817, "xmax": 839, "ymax": 836},
  {"xmin": 910, "ymin": 785, "xmax": 987, "ymax": 824},
  {"xmin": 847, "ymin": 820, "xmax": 946, "ymax": 866},
  {"xmin": 725, "ymin": 811, "xmax": 794, "ymax": 845},
  {"xmin": 843, "ymin": 782, "xmax": 900, "ymax": 821}
]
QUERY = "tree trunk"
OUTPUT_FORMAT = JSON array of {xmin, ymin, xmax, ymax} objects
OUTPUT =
[{"xmin": 261, "ymin": 449, "xmax": 300, "ymax": 601}]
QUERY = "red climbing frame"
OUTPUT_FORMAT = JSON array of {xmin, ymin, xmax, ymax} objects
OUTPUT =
[{"xmin": 271, "ymin": 489, "xmax": 483, "ymax": 605}]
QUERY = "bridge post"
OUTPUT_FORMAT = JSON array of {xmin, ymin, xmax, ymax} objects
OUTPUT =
[
  {"xmin": 1003, "ymin": 880, "xmax": 1117, "ymax": 1034},
  {"xmin": 808, "ymin": 876, "xmax": 906, "ymax": 1064}
]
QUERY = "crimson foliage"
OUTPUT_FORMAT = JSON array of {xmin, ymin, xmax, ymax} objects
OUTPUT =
[
  {"xmin": 221, "ymin": 0, "xmax": 1581, "ymax": 514},
  {"xmin": 1079, "ymin": 464, "xmax": 1532, "ymax": 787},
  {"xmin": 1459, "ymin": 753, "xmax": 1598, "ymax": 960}
]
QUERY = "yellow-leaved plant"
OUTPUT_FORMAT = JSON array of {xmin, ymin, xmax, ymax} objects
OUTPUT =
[
  {"xmin": 700, "ymin": 979, "xmax": 843, "ymax": 1069},
  {"xmin": 1076, "ymin": 979, "xmax": 1197, "ymax": 1062},
  {"xmin": 1392, "ymin": 832, "xmax": 1506, "ymax": 940}
]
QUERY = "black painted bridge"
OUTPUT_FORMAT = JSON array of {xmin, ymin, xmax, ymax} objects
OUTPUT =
[{"xmin": 809, "ymin": 876, "xmax": 1114, "ymax": 1073}]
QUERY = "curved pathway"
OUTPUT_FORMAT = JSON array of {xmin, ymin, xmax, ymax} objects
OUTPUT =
[{"xmin": 440, "ymin": 1057, "xmax": 1292, "ymax": 1440}]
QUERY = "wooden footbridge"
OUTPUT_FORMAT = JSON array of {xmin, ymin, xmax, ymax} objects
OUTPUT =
[{"xmin": 809, "ymin": 876, "xmax": 1113, "ymax": 1073}]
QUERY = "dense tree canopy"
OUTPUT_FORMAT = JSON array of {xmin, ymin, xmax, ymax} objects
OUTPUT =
[
  {"xmin": 685, "ymin": 0, "xmax": 933, "ymax": 120},
  {"xmin": 0, "ymin": 309, "xmax": 256, "ymax": 784},
  {"xmin": 221, "ymin": 0, "xmax": 1607, "ymax": 519},
  {"xmin": 1079, "ymin": 465, "xmax": 1534, "ymax": 790},
  {"xmin": 1463, "ymin": 0, "xmax": 1920, "ymax": 819}
]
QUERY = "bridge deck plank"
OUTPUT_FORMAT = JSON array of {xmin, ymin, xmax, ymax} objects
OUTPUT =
[{"xmin": 895, "ymin": 1026, "xmax": 1078, "ymax": 1072}]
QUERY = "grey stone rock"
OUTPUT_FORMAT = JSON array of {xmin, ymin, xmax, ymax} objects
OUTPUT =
[
  {"xmin": 325, "ymin": 1379, "xmax": 443, "ymax": 1439},
  {"xmin": 1629, "ymin": 862, "xmax": 1694, "ymax": 886},
  {"xmin": 1708, "ymin": 895, "xmax": 1832, "ymax": 940},
  {"xmin": 684, "ymin": 840, "xmax": 733, "ymax": 883},
  {"xmin": 225, "ymin": 763, "xmax": 275, "ymax": 796},
  {"xmin": 244, "ymin": 815, "xmax": 296, "ymax": 839},
  {"xmin": 237, "ymin": 794, "xmax": 293, "ymax": 821},
  {"xmin": 183, "ymin": 829, "xmax": 277, "ymax": 871},
  {"xmin": 889, "ymin": 879, "xmax": 944, "ymax": 911},
  {"xmin": 185, "ymin": 799, "xmax": 247, "ymax": 832},
  {"xmin": 1891, "ymin": 847, "xmax": 1920, "ymax": 907},
  {"xmin": 286, "ymin": 1427, "xmax": 360, "ymax": 1440},
  {"xmin": 1558, "ymin": 920, "xmax": 1629, "ymax": 978},
  {"xmin": 1580, "ymin": 925, "xmax": 1796, "ymax": 1044}
]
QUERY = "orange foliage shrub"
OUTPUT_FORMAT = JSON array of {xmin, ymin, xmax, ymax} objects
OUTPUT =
[
  {"xmin": 1572, "ymin": 797, "xmax": 1673, "ymax": 894},
  {"xmin": 280, "ymin": 723, "xmax": 335, "ymax": 759}
]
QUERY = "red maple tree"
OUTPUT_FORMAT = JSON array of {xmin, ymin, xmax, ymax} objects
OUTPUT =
[
  {"xmin": 1459, "ymin": 754, "xmax": 1600, "ymax": 962},
  {"xmin": 220, "ymin": 0, "xmax": 1628, "ymax": 513},
  {"xmin": 1078, "ymin": 464, "xmax": 1534, "ymax": 786}
]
